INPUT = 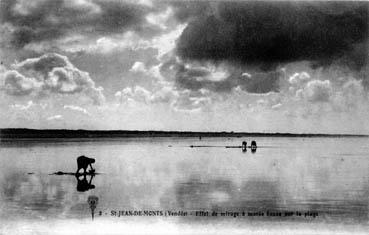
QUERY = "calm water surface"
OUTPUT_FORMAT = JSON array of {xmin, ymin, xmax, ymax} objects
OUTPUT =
[{"xmin": 0, "ymin": 137, "xmax": 368, "ymax": 229}]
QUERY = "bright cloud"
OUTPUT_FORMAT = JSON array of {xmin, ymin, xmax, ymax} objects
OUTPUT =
[
  {"xmin": 10, "ymin": 100, "xmax": 34, "ymax": 110},
  {"xmin": 63, "ymin": 105, "xmax": 90, "ymax": 115},
  {"xmin": 1, "ymin": 53, "xmax": 105, "ymax": 105},
  {"xmin": 46, "ymin": 115, "xmax": 63, "ymax": 121},
  {"xmin": 297, "ymin": 80, "xmax": 332, "ymax": 103}
]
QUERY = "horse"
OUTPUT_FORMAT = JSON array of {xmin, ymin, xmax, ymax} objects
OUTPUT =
[{"xmin": 76, "ymin": 155, "xmax": 95, "ymax": 174}]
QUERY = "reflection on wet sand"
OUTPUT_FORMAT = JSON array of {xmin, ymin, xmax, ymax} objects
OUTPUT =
[
  {"xmin": 76, "ymin": 174, "xmax": 95, "ymax": 192},
  {"xmin": 162, "ymin": 175, "xmax": 368, "ymax": 223},
  {"xmin": 2, "ymin": 173, "xmax": 67, "ymax": 213},
  {"xmin": 162, "ymin": 176, "xmax": 283, "ymax": 218},
  {"xmin": 0, "ymin": 137, "xmax": 368, "ymax": 228},
  {"xmin": 1, "ymin": 171, "xmax": 368, "ymax": 224},
  {"xmin": 1, "ymin": 171, "xmax": 98, "ymax": 220}
]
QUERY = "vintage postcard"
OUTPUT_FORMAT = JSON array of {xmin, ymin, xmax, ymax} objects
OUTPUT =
[{"xmin": 0, "ymin": 0, "xmax": 368, "ymax": 234}]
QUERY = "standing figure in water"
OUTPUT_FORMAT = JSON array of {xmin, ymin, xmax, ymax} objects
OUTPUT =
[
  {"xmin": 242, "ymin": 141, "xmax": 247, "ymax": 152},
  {"xmin": 251, "ymin": 141, "xmax": 257, "ymax": 153},
  {"xmin": 76, "ymin": 155, "xmax": 95, "ymax": 174}
]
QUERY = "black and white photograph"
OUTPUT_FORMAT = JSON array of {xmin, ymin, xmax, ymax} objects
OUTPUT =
[{"xmin": 0, "ymin": 0, "xmax": 368, "ymax": 234}]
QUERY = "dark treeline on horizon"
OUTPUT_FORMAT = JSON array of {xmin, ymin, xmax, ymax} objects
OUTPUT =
[{"xmin": 0, "ymin": 128, "xmax": 367, "ymax": 140}]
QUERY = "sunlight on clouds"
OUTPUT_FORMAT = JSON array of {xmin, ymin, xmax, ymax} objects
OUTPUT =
[
  {"xmin": 116, "ymin": 86, "xmax": 152, "ymax": 104},
  {"xmin": 297, "ymin": 80, "xmax": 332, "ymax": 103},
  {"xmin": 271, "ymin": 103, "xmax": 283, "ymax": 110},
  {"xmin": 3, "ymin": 70, "xmax": 42, "ymax": 96},
  {"xmin": 1, "ymin": 53, "xmax": 105, "ymax": 105},
  {"xmin": 113, "ymin": 84, "xmax": 214, "ymax": 113},
  {"xmin": 146, "ymin": 7, "xmax": 173, "ymax": 30},
  {"xmin": 46, "ymin": 115, "xmax": 63, "ymax": 121},
  {"xmin": 151, "ymin": 24, "xmax": 187, "ymax": 58},
  {"xmin": 289, "ymin": 72, "xmax": 311, "ymax": 85},
  {"xmin": 130, "ymin": 62, "xmax": 147, "ymax": 73},
  {"xmin": 129, "ymin": 61, "xmax": 166, "ymax": 81},
  {"xmin": 115, "ymin": 85, "xmax": 179, "ymax": 107},
  {"xmin": 63, "ymin": 105, "xmax": 90, "ymax": 116},
  {"xmin": 92, "ymin": 34, "xmax": 150, "ymax": 53},
  {"xmin": 63, "ymin": 23, "xmax": 186, "ymax": 56},
  {"xmin": 10, "ymin": 100, "xmax": 34, "ymax": 110}
]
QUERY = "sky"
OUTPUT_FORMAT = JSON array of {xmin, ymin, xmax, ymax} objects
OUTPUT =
[{"xmin": 0, "ymin": 0, "xmax": 368, "ymax": 134}]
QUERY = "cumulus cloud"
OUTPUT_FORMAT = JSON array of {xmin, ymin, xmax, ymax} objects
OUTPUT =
[
  {"xmin": 297, "ymin": 80, "xmax": 332, "ymax": 103},
  {"xmin": 115, "ymin": 86, "xmax": 152, "ymax": 104},
  {"xmin": 342, "ymin": 79, "xmax": 364, "ymax": 98},
  {"xmin": 175, "ymin": 1, "xmax": 368, "ymax": 73},
  {"xmin": 333, "ymin": 79, "xmax": 367, "ymax": 111},
  {"xmin": 271, "ymin": 103, "xmax": 282, "ymax": 110},
  {"xmin": 289, "ymin": 72, "xmax": 311, "ymax": 85},
  {"xmin": 171, "ymin": 90, "xmax": 212, "ymax": 112},
  {"xmin": 1, "ymin": 53, "xmax": 105, "ymax": 104},
  {"xmin": 146, "ymin": 7, "xmax": 173, "ymax": 30},
  {"xmin": 57, "ymin": 21, "xmax": 186, "ymax": 56},
  {"xmin": 3, "ymin": 70, "xmax": 42, "ymax": 95},
  {"xmin": 0, "ymin": 0, "xmax": 159, "ymax": 48},
  {"xmin": 46, "ymin": 114, "xmax": 62, "ymax": 121},
  {"xmin": 115, "ymin": 85, "xmax": 179, "ymax": 105},
  {"xmin": 10, "ymin": 100, "xmax": 34, "ymax": 110},
  {"xmin": 174, "ymin": 62, "xmax": 280, "ymax": 94},
  {"xmin": 150, "ymin": 86, "xmax": 178, "ymax": 103},
  {"xmin": 63, "ymin": 105, "xmax": 90, "ymax": 115},
  {"xmin": 114, "ymin": 85, "xmax": 214, "ymax": 111},
  {"xmin": 283, "ymin": 68, "xmax": 369, "ymax": 118},
  {"xmin": 130, "ymin": 61, "xmax": 147, "ymax": 73}
]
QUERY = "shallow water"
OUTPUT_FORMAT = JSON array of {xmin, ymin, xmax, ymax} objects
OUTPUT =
[{"xmin": 0, "ymin": 137, "xmax": 368, "ymax": 231}]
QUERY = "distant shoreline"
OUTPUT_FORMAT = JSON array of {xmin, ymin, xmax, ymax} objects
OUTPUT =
[{"xmin": 0, "ymin": 128, "xmax": 367, "ymax": 140}]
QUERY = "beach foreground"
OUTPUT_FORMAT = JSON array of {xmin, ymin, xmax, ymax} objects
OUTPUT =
[{"xmin": 0, "ymin": 137, "xmax": 368, "ymax": 233}]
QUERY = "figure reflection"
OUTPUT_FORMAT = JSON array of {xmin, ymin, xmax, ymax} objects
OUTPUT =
[{"xmin": 75, "ymin": 174, "xmax": 95, "ymax": 192}]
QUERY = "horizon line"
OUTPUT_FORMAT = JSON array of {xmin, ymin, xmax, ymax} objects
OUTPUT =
[{"xmin": 0, "ymin": 128, "xmax": 368, "ymax": 138}]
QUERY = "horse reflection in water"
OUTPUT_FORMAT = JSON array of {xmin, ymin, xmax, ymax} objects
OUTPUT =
[
  {"xmin": 75, "ymin": 174, "xmax": 95, "ymax": 192},
  {"xmin": 76, "ymin": 155, "xmax": 95, "ymax": 174}
]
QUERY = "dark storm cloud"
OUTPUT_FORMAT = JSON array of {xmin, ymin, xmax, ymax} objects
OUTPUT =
[
  {"xmin": 0, "ymin": 0, "xmax": 156, "ymax": 48},
  {"xmin": 175, "ymin": 1, "xmax": 368, "ymax": 71},
  {"xmin": 175, "ymin": 63, "xmax": 280, "ymax": 94}
]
